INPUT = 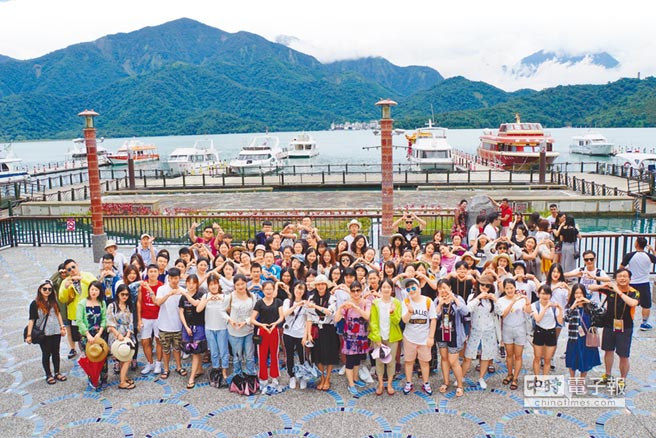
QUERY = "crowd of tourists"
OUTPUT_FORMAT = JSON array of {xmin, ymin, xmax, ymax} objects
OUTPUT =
[{"xmin": 25, "ymin": 199, "xmax": 653, "ymax": 397}]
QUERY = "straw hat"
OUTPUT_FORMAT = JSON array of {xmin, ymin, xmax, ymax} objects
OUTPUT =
[
  {"xmin": 110, "ymin": 338, "xmax": 135, "ymax": 362},
  {"xmin": 389, "ymin": 233, "xmax": 405, "ymax": 243},
  {"xmin": 85, "ymin": 338, "xmax": 109, "ymax": 363},
  {"xmin": 104, "ymin": 240, "xmax": 118, "ymax": 250},
  {"xmin": 227, "ymin": 245, "xmax": 245, "ymax": 259},
  {"xmin": 347, "ymin": 219, "xmax": 362, "ymax": 230},
  {"xmin": 492, "ymin": 253, "xmax": 513, "ymax": 266},
  {"xmin": 460, "ymin": 251, "xmax": 481, "ymax": 263},
  {"xmin": 311, "ymin": 274, "xmax": 334, "ymax": 289},
  {"xmin": 478, "ymin": 274, "xmax": 496, "ymax": 285}
]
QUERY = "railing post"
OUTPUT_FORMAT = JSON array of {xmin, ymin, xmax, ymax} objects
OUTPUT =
[
  {"xmin": 261, "ymin": 173, "xmax": 265, "ymax": 186},
  {"xmin": 163, "ymin": 173, "xmax": 166, "ymax": 188},
  {"xmin": 446, "ymin": 171, "xmax": 450, "ymax": 184},
  {"xmin": 57, "ymin": 191, "xmax": 62, "ymax": 201},
  {"xmin": 71, "ymin": 188, "xmax": 75, "ymax": 201},
  {"xmin": 241, "ymin": 173, "xmax": 245, "ymax": 187},
  {"xmin": 405, "ymin": 171, "xmax": 408, "ymax": 184},
  {"xmin": 467, "ymin": 169, "xmax": 471, "ymax": 183},
  {"xmin": 580, "ymin": 161, "xmax": 584, "ymax": 173},
  {"xmin": 222, "ymin": 173, "xmax": 225, "ymax": 187},
  {"xmin": 342, "ymin": 171, "xmax": 346, "ymax": 184},
  {"xmin": 84, "ymin": 186, "xmax": 88, "ymax": 199},
  {"xmin": 143, "ymin": 174, "xmax": 147, "ymax": 188},
  {"xmin": 202, "ymin": 174, "xmax": 206, "ymax": 186},
  {"xmin": 509, "ymin": 169, "xmax": 513, "ymax": 183},
  {"xmin": 488, "ymin": 169, "xmax": 492, "ymax": 183},
  {"xmin": 321, "ymin": 172, "xmax": 325, "ymax": 185},
  {"xmin": 182, "ymin": 173, "xmax": 186, "ymax": 187}
]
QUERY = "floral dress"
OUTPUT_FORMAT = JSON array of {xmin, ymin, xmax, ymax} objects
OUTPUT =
[
  {"xmin": 341, "ymin": 301, "xmax": 371, "ymax": 356},
  {"xmin": 107, "ymin": 301, "xmax": 135, "ymax": 348},
  {"xmin": 77, "ymin": 299, "xmax": 108, "ymax": 386}
]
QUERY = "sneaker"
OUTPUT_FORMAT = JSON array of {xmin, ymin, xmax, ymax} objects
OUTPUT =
[
  {"xmin": 499, "ymin": 346, "xmax": 506, "ymax": 359},
  {"xmin": 353, "ymin": 379, "xmax": 367, "ymax": 388},
  {"xmin": 550, "ymin": 364, "xmax": 555, "ymax": 371},
  {"xmin": 338, "ymin": 365, "xmax": 346, "ymax": 375},
  {"xmin": 289, "ymin": 376, "xmax": 297, "ymax": 389},
  {"xmin": 153, "ymin": 361, "xmax": 162, "ymax": 375},
  {"xmin": 422, "ymin": 382, "xmax": 433, "ymax": 395},
  {"xmin": 479, "ymin": 378, "xmax": 488, "ymax": 390},
  {"xmin": 640, "ymin": 322, "xmax": 653, "ymax": 331},
  {"xmin": 260, "ymin": 380, "xmax": 269, "ymax": 394},
  {"xmin": 67, "ymin": 348, "xmax": 77, "ymax": 359},
  {"xmin": 299, "ymin": 378, "xmax": 307, "ymax": 389},
  {"xmin": 141, "ymin": 362, "xmax": 154, "ymax": 375},
  {"xmin": 348, "ymin": 385, "xmax": 358, "ymax": 396},
  {"xmin": 359, "ymin": 367, "xmax": 374, "ymax": 383},
  {"xmin": 271, "ymin": 378, "xmax": 279, "ymax": 389},
  {"xmin": 182, "ymin": 352, "xmax": 190, "ymax": 360},
  {"xmin": 599, "ymin": 373, "xmax": 611, "ymax": 385},
  {"xmin": 403, "ymin": 381, "xmax": 413, "ymax": 395}
]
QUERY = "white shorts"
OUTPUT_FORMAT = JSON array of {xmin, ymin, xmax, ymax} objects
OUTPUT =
[
  {"xmin": 140, "ymin": 318, "xmax": 159, "ymax": 340},
  {"xmin": 502, "ymin": 324, "xmax": 527, "ymax": 346}
]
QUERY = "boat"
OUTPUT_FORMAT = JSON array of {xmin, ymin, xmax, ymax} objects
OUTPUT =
[
  {"xmin": 167, "ymin": 139, "xmax": 226, "ymax": 175},
  {"xmin": 229, "ymin": 135, "xmax": 285, "ymax": 175},
  {"xmin": 0, "ymin": 144, "xmax": 29, "ymax": 184},
  {"xmin": 569, "ymin": 132, "xmax": 615, "ymax": 156},
  {"xmin": 614, "ymin": 152, "xmax": 656, "ymax": 172},
  {"xmin": 477, "ymin": 113, "xmax": 559, "ymax": 170},
  {"xmin": 66, "ymin": 138, "xmax": 111, "ymax": 167},
  {"xmin": 107, "ymin": 139, "xmax": 160, "ymax": 165},
  {"xmin": 405, "ymin": 120, "xmax": 454, "ymax": 171},
  {"xmin": 287, "ymin": 133, "xmax": 319, "ymax": 158}
]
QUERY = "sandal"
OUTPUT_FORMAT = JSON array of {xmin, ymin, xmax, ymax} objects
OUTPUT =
[
  {"xmin": 502, "ymin": 374, "xmax": 513, "ymax": 385},
  {"xmin": 46, "ymin": 376, "xmax": 57, "ymax": 385},
  {"xmin": 160, "ymin": 370, "xmax": 170, "ymax": 379},
  {"xmin": 455, "ymin": 387, "xmax": 464, "ymax": 397},
  {"xmin": 510, "ymin": 379, "xmax": 518, "ymax": 390},
  {"xmin": 439, "ymin": 384, "xmax": 448, "ymax": 394},
  {"xmin": 375, "ymin": 384, "xmax": 384, "ymax": 396},
  {"xmin": 176, "ymin": 368, "xmax": 188, "ymax": 377},
  {"xmin": 186, "ymin": 381, "xmax": 196, "ymax": 389},
  {"xmin": 55, "ymin": 373, "xmax": 67, "ymax": 382},
  {"xmin": 118, "ymin": 382, "xmax": 136, "ymax": 390},
  {"xmin": 126, "ymin": 378, "xmax": 135, "ymax": 385},
  {"xmin": 487, "ymin": 365, "xmax": 496, "ymax": 374},
  {"xmin": 387, "ymin": 385, "xmax": 395, "ymax": 396}
]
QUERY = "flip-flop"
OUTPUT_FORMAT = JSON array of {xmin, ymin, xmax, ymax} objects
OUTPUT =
[
  {"xmin": 176, "ymin": 368, "xmax": 188, "ymax": 377},
  {"xmin": 186, "ymin": 382, "xmax": 196, "ymax": 389},
  {"xmin": 46, "ymin": 376, "xmax": 57, "ymax": 385},
  {"xmin": 55, "ymin": 373, "xmax": 67, "ymax": 382},
  {"xmin": 375, "ymin": 385, "xmax": 384, "ymax": 396},
  {"xmin": 118, "ymin": 382, "xmax": 136, "ymax": 390},
  {"xmin": 439, "ymin": 384, "xmax": 448, "ymax": 394},
  {"xmin": 455, "ymin": 387, "xmax": 464, "ymax": 397}
]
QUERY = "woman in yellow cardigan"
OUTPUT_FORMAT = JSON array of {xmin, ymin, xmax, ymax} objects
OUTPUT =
[{"xmin": 368, "ymin": 278, "xmax": 402, "ymax": 396}]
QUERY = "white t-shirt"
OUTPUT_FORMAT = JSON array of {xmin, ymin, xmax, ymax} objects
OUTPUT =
[
  {"xmin": 467, "ymin": 224, "xmax": 480, "ymax": 246},
  {"xmin": 483, "ymin": 224, "xmax": 498, "ymax": 240},
  {"xmin": 220, "ymin": 277, "xmax": 235, "ymax": 294},
  {"xmin": 204, "ymin": 292, "xmax": 228, "ymax": 331},
  {"xmin": 156, "ymin": 284, "xmax": 184, "ymax": 332},
  {"xmin": 550, "ymin": 286, "xmax": 569, "ymax": 311},
  {"xmin": 401, "ymin": 296, "xmax": 437, "ymax": 345},
  {"xmin": 577, "ymin": 267, "xmax": 608, "ymax": 305},
  {"xmin": 282, "ymin": 299, "xmax": 308, "ymax": 339},
  {"xmin": 515, "ymin": 280, "xmax": 536, "ymax": 302},
  {"xmin": 223, "ymin": 294, "xmax": 257, "ymax": 337},
  {"xmin": 496, "ymin": 296, "xmax": 527, "ymax": 328},
  {"xmin": 531, "ymin": 301, "xmax": 558, "ymax": 330},
  {"xmin": 376, "ymin": 300, "xmax": 392, "ymax": 341}
]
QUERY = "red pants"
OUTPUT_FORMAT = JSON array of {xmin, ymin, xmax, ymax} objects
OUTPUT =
[{"xmin": 258, "ymin": 327, "xmax": 280, "ymax": 380}]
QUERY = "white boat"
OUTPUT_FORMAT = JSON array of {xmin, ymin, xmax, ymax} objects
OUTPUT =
[
  {"xmin": 167, "ymin": 139, "xmax": 226, "ymax": 175},
  {"xmin": 614, "ymin": 152, "xmax": 656, "ymax": 172},
  {"xmin": 0, "ymin": 144, "xmax": 29, "ymax": 184},
  {"xmin": 229, "ymin": 135, "xmax": 284, "ymax": 175},
  {"xmin": 569, "ymin": 132, "xmax": 615, "ymax": 156},
  {"xmin": 107, "ymin": 139, "xmax": 160, "ymax": 165},
  {"xmin": 287, "ymin": 133, "xmax": 319, "ymax": 158},
  {"xmin": 405, "ymin": 120, "xmax": 454, "ymax": 171},
  {"xmin": 66, "ymin": 138, "xmax": 111, "ymax": 167}
]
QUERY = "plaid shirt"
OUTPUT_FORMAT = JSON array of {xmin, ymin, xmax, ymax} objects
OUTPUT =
[{"xmin": 563, "ymin": 303, "xmax": 603, "ymax": 341}]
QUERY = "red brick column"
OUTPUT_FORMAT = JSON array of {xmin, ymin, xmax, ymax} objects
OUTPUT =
[
  {"xmin": 84, "ymin": 127, "xmax": 104, "ymax": 235},
  {"xmin": 381, "ymin": 118, "xmax": 394, "ymax": 235}
]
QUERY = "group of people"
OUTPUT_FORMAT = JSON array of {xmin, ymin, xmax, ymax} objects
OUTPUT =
[{"xmin": 25, "ymin": 200, "xmax": 653, "ymax": 398}]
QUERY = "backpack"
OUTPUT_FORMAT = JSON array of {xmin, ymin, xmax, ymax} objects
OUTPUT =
[
  {"xmin": 229, "ymin": 373, "xmax": 259, "ymax": 395},
  {"xmin": 403, "ymin": 297, "xmax": 432, "ymax": 313},
  {"xmin": 531, "ymin": 302, "xmax": 557, "ymax": 331}
]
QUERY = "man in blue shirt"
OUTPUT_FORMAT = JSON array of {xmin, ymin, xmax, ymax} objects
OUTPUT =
[{"xmin": 262, "ymin": 250, "xmax": 281, "ymax": 282}]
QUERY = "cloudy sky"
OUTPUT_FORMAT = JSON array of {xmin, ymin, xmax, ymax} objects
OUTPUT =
[{"xmin": 0, "ymin": 0, "xmax": 652, "ymax": 91}]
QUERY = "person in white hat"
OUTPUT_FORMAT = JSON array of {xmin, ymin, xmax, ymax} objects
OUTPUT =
[
  {"xmin": 344, "ymin": 219, "xmax": 368, "ymax": 248},
  {"xmin": 100, "ymin": 240, "xmax": 128, "ymax": 275},
  {"xmin": 107, "ymin": 284, "xmax": 136, "ymax": 389},
  {"xmin": 135, "ymin": 233, "xmax": 157, "ymax": 265}
]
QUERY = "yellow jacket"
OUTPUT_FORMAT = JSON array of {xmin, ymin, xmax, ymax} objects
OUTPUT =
[{"xmin": 58, "ymin": 271, "xmax": 97, "ymax": 322}]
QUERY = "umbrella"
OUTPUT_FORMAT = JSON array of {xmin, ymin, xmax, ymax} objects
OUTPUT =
[{"xmin": 78, "ymin": 355, "xmax": 106, "ymax": 388}]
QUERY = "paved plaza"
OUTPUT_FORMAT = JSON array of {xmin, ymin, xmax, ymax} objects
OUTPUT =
[{"xmin": 1, "ymin": 246, "xmax": 656, "ymax": 438}]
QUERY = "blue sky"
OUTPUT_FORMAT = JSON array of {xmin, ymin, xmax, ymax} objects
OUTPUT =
[{"xmin": 0, "ymin": 0, "xmax": 653, "ymax": 91}]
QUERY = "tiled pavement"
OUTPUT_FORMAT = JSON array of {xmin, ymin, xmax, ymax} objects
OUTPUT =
[{"xmin": 1, "ymin": 246, "xmax": 655, "ymax": 438}]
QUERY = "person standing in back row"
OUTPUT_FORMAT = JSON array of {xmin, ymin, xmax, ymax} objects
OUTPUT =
[{"xmin": 620, "ymin": 237, "xmax": 656, "ymax": 330}]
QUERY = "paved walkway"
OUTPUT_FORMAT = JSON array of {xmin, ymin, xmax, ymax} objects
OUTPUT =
[{"xmin": 1, "ymin": 246, "xmax": 656, "ymax": 437}]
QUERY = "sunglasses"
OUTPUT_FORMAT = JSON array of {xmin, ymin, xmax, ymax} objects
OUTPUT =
[
  {"xmin": 479, "ymin": 284, "xmax": 491, "ymax": 288},
  {"xmin": 119, "ymin": 293, "xmax": 129, "ymax": 297},
  {"xmin": 405, "ymin": 221, "xmax": 413, "ymax": 224},
  {"xmin": 66, "ymin": 265, "xmax": 77, "ymax": 272},
  {"xmin": 407, "ymin": 286, "xmax": 418, "ymax": 292},
  {"xmin": 41, "ymin": 287, "xmax": 53, "ymax": 291},
  {"xmin": 351, "ymin": 288, "xmax": 362, "ymax": 292},
  {"xmin": 584, "ymin": 258, "xmax": 594, "ymax": 262}
]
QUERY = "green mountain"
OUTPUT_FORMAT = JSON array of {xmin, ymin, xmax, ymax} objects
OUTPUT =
[{"xmin": 0, "ymin": 18, "xmax": 655, "ymax": 141}]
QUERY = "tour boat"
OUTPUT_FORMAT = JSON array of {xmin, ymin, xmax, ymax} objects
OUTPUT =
[
  {"xmin": 107, "ymin": 139, "xmax": 160, "ymax": 165},
  {"xmin": 229, "ymin": 135, "xmax": 285, "ymax": 175},
  {"xmin": 477, "ymin": 113, "xmax": 558, "ymax": 170},
  {"xmin": 167, "ymin": 139, "xmax": 226, "ymax": 175},
  {"xmin": 614, "ymin": 152, "xmax": 656, "ymax": 172},
  {"xmin": 569, "ymin": 132, "xmax": 615, "ymax": 156},
  {"xmin": 66, "ymin": 138, "xmax": 111, "ymax": 167},
  {"xmin": 287, "ymin": 133, "xmax": 319, "ymax": 158},
  {"xmin": 0, "ymin": 144, "xmax": 29, "ymax": 184},
  {"xmin": 405, "ymin": 120, "xmax": 454, "ymax": 171}
]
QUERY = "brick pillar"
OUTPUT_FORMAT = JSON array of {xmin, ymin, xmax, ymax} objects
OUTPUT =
[
  {"xmin": 84, "ymin": 127, "xmax": 104, "ymax": 236},
  {"xmin": 381, "ymin": 118, "xmax": 394, "ymax": 235}
]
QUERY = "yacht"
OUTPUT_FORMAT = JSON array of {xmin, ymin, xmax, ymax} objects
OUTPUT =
[
  {"xmin": 167, "ymin": 139, "xmax": 225, "ymax": 175},
  {"xmin": 0, "ymin": 144, "xmax": 29, "ymax": 184},
  {"xmin": 66, "ymin": 138, "xmax": 111, "ymax": 167},
  {"xmin": 405, "ymin": 120, "xmax": 454, "ymax": 171},
  {"xmin": 287, "ymin": 133, "xmax": 319, "ymax": 158},
  {"xmin": 569, "ymin": 132, "xmax": 615, "ymax": 156},
  {"xmin": 229, "ymin": 135, "xmax": 284, "ymax": 175},
  {"xmin": 107, "ymin": 139, "xmax": 160, "ymax": 165}
]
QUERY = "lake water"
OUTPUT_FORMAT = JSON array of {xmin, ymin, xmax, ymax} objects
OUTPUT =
[{"xmin": 9, "ymin": 126, "xmax": 656, "ymax": 168}]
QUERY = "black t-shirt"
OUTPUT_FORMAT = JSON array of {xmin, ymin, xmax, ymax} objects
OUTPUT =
[
  {"xmin": 398, "ymin": 226, "xmax": 421, "ymax": 243},
  {"xmin": 560, "ymin": 226, "xmax": 579, "ymax": 243},
  {"xmin": 179, "ymin": 290, "xmax": 205, "ymax": 326},
  {"xmin": 600, "ymin": 287, "xmax": 639, "ymax": 329},
  {"xmin": 420, "ymin": 282, "xmax": 436, "ymax": 300},
  {"xmin": 449, "ymin": 277, "xmax": 474, "ymax": 299},
  {"xmin": 254, "ymin": 298, "xmax": 283, "ymax": 324}
]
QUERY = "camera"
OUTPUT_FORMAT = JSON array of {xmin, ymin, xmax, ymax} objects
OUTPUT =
[{"xmin": 283, "ymin": 324, "xmax": 290, "ymax": 330}]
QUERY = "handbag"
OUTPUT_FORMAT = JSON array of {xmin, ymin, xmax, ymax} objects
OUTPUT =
[
  {"xmin": 310, "ymin": 324, "xmax": 319, "ymax": 340},
  {"xmin": 581, "ymin": 314, "xmax": 601, "ymax": 348},
  {"xmin": 24, "ymin": 310, "xmax": 50, "ymax": 345},
  {"xmin": 252, "ymin": 333, "xmax": 263, "ymax": 345}
]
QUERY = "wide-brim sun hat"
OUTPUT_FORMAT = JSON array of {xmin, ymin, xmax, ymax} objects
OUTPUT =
[
  {"xmin": 111, "ymin": 338, "xmax": 136, "ymax": 362},
  {"xmin": 311, "ymin": 274, "xmax": 334, "ymax": 289},
  {"xmin": 338, "ymin": 252, "xmax": 355, "ymax": 264},
  {"xmin": 478, "ymin": 274, "xmax": 496, "ymax": 285},
  {"xmin": 86, "ymin": 338, "xmax": 109, "ymax": 363},
  {"xmin": 228, "ymin": 246, "xmax": 245, "ymax": 258},
  {"xmin": 461, "ymin": 251, "xmax": 481, "ymax": 263},
  {"xmin": 347, "ymin": 219, "xmax": 361, "ymax": 230},
  {"xmin": 292, "ymin": 254, "xmax": 306, "ymax": 263},
  {"xmin": 104, "ymin": 239, "xmax": 117, "ymax": 250},
  {"xmin": 389, "ymin": 233, "xmax": 405, "ymax": 243},
  {"xmin": 492, "ymin": 253, "xmax": 513, "ymax": 266},
  {"xmin": 371, "ymin": 344, "xmax": 392, "ymax": 364}
]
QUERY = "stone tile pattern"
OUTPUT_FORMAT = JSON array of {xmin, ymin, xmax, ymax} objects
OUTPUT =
[{"xmin": 1, "ymin": 247, "xmax": 655, "ymax": 438}]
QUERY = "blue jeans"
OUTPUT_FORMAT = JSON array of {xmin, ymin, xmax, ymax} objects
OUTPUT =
[
  {"xmin": 228, "ymin": 333, "xmax": 256, "ymax": 375},
  {"xmin": 206, "ymin": 329, "xmax": 230, "ymax": 369}
]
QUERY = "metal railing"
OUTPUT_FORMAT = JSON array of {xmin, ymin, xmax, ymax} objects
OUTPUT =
[{"xmin": 0, "ymin": 214, "xmax": 653, "ymax": 274}]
